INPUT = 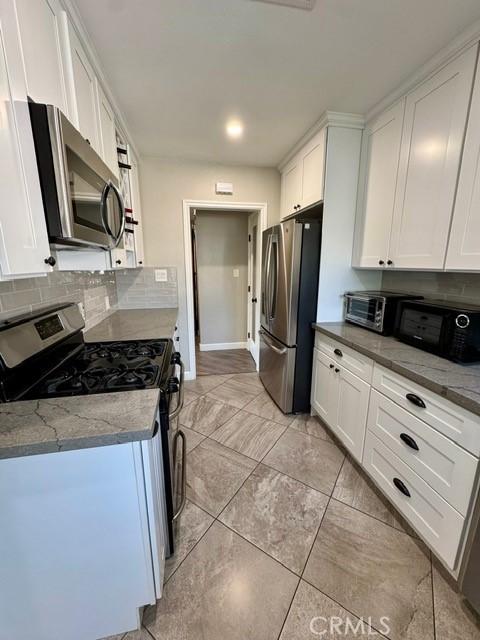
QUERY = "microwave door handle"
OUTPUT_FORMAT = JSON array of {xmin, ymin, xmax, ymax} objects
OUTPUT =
[{"xmin": 101, "ymin": 181, "xmax": 126, "ymax": 249}]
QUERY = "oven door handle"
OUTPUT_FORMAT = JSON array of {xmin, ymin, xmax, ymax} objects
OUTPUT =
[
  {"xmin": 101, "ymin": 181, "xmax": 126, "ymax": 249},
  {"xmin": 168, "ymin": 357, "xmax": 185, "ymax": 421},
  {"xmin": 172, "ymin": 429, "xmax": 187, "ymax": 521}
]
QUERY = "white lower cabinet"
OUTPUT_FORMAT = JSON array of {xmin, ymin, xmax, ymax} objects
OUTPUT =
[{"xmin": 311, "ymin": 347, "xmax": 370, "ymax": 462}]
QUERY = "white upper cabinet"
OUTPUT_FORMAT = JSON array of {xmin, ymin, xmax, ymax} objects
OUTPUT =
[
  {"xmin": 389, "ymin": 46, "xmax": 477, "ymax": 269},
  {"xmin": 281, "ymin": 127, "xmax": 326, "ymax": 218},
  {"xmin": 14, "ymin": 0, "xmax": 69, "ymax": 115},
  {"xmin": 96, "ymin": 81, "xmax": 118, "ymax": 177},
  {"xmin": 446, "ymin": 52, "xmax": 480, "ymax": 271},
  {"xmin": 64, "ymin": 20, "xmax": 100, "ymax": 153},
  {"xmin": 0, "ymin": 2, "xmax": 51, "ymax": 278},
  {"xmin": 130, "ymin": 152, "xmax": 145, "ymax": 267},
  {"xmin": 353, "ymin": 100, "xmax": 405, "ymax": 268}
]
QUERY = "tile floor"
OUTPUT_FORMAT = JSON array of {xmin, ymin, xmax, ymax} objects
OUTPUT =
[
  {"xmin": 110, "ymin": 372, "xmax": 480, "ymax": 640},
  {"xmin": 195, "ymin": 347, "xmax": 257, "ymax": 375}
]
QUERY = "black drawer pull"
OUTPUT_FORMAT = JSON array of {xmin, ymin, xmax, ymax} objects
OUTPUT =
[
  {"xmin": 400, "ymin": 433, "xmax": 419, "ymax": 451},
  {"xmin": 334, "ymin": 348, "xmax": 343, "ymax": 357},
  {"xmin": 393, "ymin": 477, "xmax": 411, "ymax": 497},
  {"xmin": 334, "ymin": 368, "xmax": 340, "ymax": 373},
  {"xmin": 329, "ymin": 364, "xmax": 334, "ymax": 369},
  {"xmin": 406, "ymin": 393, "xmax": 426, "ymax": 409}
]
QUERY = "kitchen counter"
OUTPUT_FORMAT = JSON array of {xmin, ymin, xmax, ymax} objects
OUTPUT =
[
  {"xmin": 0, "ymin": 389, "xmax": 160, "ymax": 459},
  {"xmin": 85, "ymin": 308, "xmax": 178, "ymax": 342},
  {"xmin": 313, "ymin": 322, "xmax": 480, "ymax": 417}
]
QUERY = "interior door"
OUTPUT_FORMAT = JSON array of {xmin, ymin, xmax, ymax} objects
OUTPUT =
[{"xmin": 247, "ymin": 212, "xmax": 261, "ymax": 367}]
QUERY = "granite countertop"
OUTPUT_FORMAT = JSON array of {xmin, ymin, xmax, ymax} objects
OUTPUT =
[
  {"xmin": 85, "ymin": 308, "xmax": 178, "ymax": 342},
  {"xmin": 0, "ymin": 389, "xmax": 160, "ymax": 460},
  {"xmin": 313, "ymin": 322, "xmax": 480, "ymax": 418}
]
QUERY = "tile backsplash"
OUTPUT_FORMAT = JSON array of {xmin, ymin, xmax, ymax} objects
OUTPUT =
[
  {"xmin": 382, "ymin": 271, "xmax": 480, "ymax": 305},
  {"xmin": 0, "ymin": 266, "xmax": 178, "ymax": 330},
  {"xmin": 116, "ymin": 267, "xmax": 178, "ymax": 309}
]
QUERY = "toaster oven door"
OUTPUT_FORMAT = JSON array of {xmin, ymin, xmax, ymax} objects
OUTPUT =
[{"xmin": 345, "ymin": 295, "xmax": 383, "ymax": 331}]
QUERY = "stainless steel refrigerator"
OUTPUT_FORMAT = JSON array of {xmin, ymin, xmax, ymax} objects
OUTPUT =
[{"xmin": 259, "ymin": 216, "xmax": 322, "ymax": 413}]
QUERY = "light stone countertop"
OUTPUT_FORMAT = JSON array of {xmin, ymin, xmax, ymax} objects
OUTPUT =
[
  {"xmin": 313, "ymin": 322, "xmax": 480, "ymax": 418},
  {"xmin": 84, "ymin": 308, "xmax": 178, "ymax": 342},
  {"xmin": 0, "ymin": 389, "xmax": 160, "ymax": 459}
]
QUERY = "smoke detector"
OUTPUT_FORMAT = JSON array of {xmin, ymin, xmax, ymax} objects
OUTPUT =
[{"xmin": 250, "ymin": 0, "xmax": 316, "ymax": 10}]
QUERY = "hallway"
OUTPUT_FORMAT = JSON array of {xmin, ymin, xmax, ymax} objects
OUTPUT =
[
  {"xmin": 195, "ymin": 346, "xmax": 256, "ymax": 375},
  {"xmin": 116, "ymin": 372, "xmax": 480, "ymax": 640}
]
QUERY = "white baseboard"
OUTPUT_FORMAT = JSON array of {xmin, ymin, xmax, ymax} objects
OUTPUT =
[
  {"xmin": 184, "ymin": 370, "xmax": 195, "ymax": 381},
  {"xmin": 199, "ymin": 341, "xmax": 248, "ymax": 352}
]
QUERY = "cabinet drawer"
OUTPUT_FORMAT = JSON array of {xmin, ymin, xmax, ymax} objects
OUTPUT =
[
  {"xmin": 363, "ymin": 431, "xmax": 465, "ymax": 570},
  {"xmin": 372, "ymin": 364, "xmax": 480, "ymax": 457},
  {"xmin": 368, "ymin": 390, "xmax": 478, "ymax": 515},
  {"xmin": 314, "ymin": 334, "xmax": 373, "ymax": 383}
]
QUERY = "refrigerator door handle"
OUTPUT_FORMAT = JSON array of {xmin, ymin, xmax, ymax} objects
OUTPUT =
[
  {"xmin": 259, "ymin": 329, "xmax": 287, "ymax": 355},
  {"xmin": 264, "ymin": 234, "xmax": 273, "ymax": 322},
  {"xmin": 270, "ymin": 236, "xmax": 279, "ymax": 320}
]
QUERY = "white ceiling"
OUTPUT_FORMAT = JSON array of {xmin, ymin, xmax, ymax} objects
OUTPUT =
[{"xmin": 75, "ymin": 0, "xmax": 480, "ymax": 166}]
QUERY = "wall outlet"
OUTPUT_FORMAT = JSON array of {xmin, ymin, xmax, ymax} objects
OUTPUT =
[
  {"xmin": 104, "ymin": 295, "xmax": 110, "ymax": 311},
  {"xmin": 233, "ymin": 268, "xmax": 239, "ymax": 278},
  {"xmin": 155, "ymin": 268, "xmax": 168, "ymax": 282}
]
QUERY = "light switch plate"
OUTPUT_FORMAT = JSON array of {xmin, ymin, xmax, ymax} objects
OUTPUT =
[
  {"xmin": 155, "ymin": 269, "xmax": 168, "ymax": 282},
  {"xmin": 233, "ymin": 268, "xmax": 240, "ymax": 278}
]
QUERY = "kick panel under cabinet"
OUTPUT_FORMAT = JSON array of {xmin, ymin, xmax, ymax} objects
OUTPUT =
[{"xmin": 311, "ymin": 332, "xmax": 480, "ymax": 572}]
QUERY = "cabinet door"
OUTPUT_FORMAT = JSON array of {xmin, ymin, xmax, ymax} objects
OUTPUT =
[
  {"xmin": 389, "ymin": 46, "xmax": 477, "ymax": 269},
  {"xmin": 301, "ymin": 128, "xmax": 326, "ymax": 208},
  {"xmin": 353, "ymin": 101, "xmax": 405, "ymax": 268},
  {"xmin": 14, "ymin": 0, "xmax": 69, "ymax": 114},
  {"xmin": 65, "ymin": 21, "xmax": 100, "ymax": 152},
  {"xmin": 96, "ymin": 81, "xmax": 118, "ymax": 177},
  {"xmin": 130, "ymin": 153, "xmax": 145, "ymax": 266},
  {"xmin": 446, "ymin": 50, "xmax": 480, "ymax": 271},
  {"xmin": 281, "ymin": 158, "xmax": 302, "ymax": 218},
  {"xmin": 0, "ymin": 5, "xmax": 50, "ymax": 278},
  {"xmin": 334, "ymin": 367, "xmax": 370, "ymax": 462},
  {"xmin": 311, "ymin": 349, "xmax": 336, "ymax": 426}
]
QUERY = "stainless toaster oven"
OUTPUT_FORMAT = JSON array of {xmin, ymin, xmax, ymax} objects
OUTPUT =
[{"xmin": 344, "ymin": 291, "xmax": 423, "ymax": 335}]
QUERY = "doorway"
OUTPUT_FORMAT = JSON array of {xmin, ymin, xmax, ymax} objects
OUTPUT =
[{"xmin": 183, "ymin": 200, "xmax": 268, "ymax": 379}]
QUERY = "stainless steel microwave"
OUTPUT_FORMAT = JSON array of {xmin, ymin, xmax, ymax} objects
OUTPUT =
[
  {"xmin": 29, "ymin": 103, "xmax": 125, "ymax": 251},
  {"xmin": 344, "ymin": 291, "xmax": 423, "ymax": 335}
]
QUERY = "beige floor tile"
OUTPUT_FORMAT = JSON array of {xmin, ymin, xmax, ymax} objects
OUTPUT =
[
  {"xmin": 179, "ymin": 395, "xmax": 239, "ymax": 435},
  {"xmin": 179, "ymin": 425, "xmax": 206, "ymax": 453},
  {"xmin": 220, "ymin": 464, "xmax": 328, "ymax": 574},
  {"xmin": 433, "ymin": 565, "xmax": 480, "ymax": 640},
  {"xmin": 165, "ymin": 500, "xmax": 214, "ymax": 580},
  {"xmin": 243, "ymin": 390, "xmax": 294, "ymax": 426},
  {"xmin": 182, "ymin": 388, "xmax": 200, "ymax": 408},
  {"xmin": 184, "ymin": 374, "xmax": 233, "ymax": 396},
  {"xmin": 279, "ymin": 580, "xmax": 387, "ymax": 639},
  {"xmin": 333, "ymin": 457, "xmax": 416, "ymax": 535},
  {"xmin": 304, "ymin": 500, "xmax": 434, "ymax": 640},
  {"xmin": 290, "ymin": 413, "xmax": 334, "ymax": 441},
  {"xmin": 206, "ymin": 378, "xmax": 262, "ymax": 409},
  {"xmin": 186, "ymin": 439, "xmax": 256, "ymax": 516},
  {"xmin": 144, "ymin": 522, "xmax": 298, "ymax": 640},
  {"xmin": 228, "ymin": 371, "xmax": 264, "ymax": 390},
  {"xmin": 263, "ymin": 429, "xmax": 345, "ymax": 495},
  {"xmin": 211, "ymin": 409, "xmax": 287, "ymax": 461}
]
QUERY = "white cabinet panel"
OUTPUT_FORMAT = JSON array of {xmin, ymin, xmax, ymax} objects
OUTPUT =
[
  {"xmin": 301, "ymin": 128, "xmax": 326, "ymax": 208},
  {"xmin": 281, "ymin": 157, "xmax": 302, "ymax": 218},
  {"xmin": 311, "ymin": 348, "xmax": 336, "ymax": 425},
  {"xmin": 14, "ymin": 0, "xmax": 68, "ymax": 114},
  {"xmin": 314, "ymin": 333, "xmax": 373, "ymax": 383},
  {"xmin": 446, "ymin": 49, "xmax": 480, "ymax": 271},
  {"xmin": 96, "ymin": 81, "xmax": 118, "ymax": 177},
  {"xmin": 0, "ymin": 5, "xmax": 50, "ymax": 278},
  {"xmin": 130, "ymin": 152, "xmax": 145, "ymax": 266},
  {"xmin": 335, "ymin": 366, "xmax": 370, "ymax": 462},
  {"xmin": 363, "ymin": 431, "xmax": 465, "ymax": 570},
  {"xmin": 368, "ymin": 390, "xmax": 478, "ymax": 516},
  {"xmin": 353, "ymin": 100, "xmax": 405, "ymax": 268},
  {"xmin": 64, "ymin": 21, "xmax": 100, "ymax": 152},
  {"xmin": 389, "ymin": 46, "xmax": 477, "ymax": 269}
]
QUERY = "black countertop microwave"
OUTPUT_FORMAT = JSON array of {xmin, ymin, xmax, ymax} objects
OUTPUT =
[{"xmin": 395, "ymin": 299, "xmax": 480, "ymax": 363}]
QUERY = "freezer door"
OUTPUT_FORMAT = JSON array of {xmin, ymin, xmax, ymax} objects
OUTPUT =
[{"xmin": 259, "ymin": 328, "xmax": 296, "ymax": 413}]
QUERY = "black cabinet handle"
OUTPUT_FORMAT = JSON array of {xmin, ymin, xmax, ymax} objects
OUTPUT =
[
  {"xmin": 138, "ymin": 261, "xmax": 143, "ymax": 265},
  {"xmin": 118, "ymin": 161, "xmax": 132, "ymax": 170},
  {"xmin": 406, "ymin": 393, "xmax": 426, "ymax": 409},
  {"xmin": 334, "ymin": 367, "xmax": 340, "ymax": 373},
  {"xmin": 379, "ymin": 260, "xmax": 385, "ymax": 266},
  {"xmin": 393, "ymin": 477, "xmax": 411, "ymax": 497},
  {"xmin": 334, "ymin": 348, "xmax": 343, "ymax": 357},
  {"xmin": 387, "ymin": 259, "xmax": 393, "ymax": 265},
  {"xmin": 115, "ymin": 259, "xmax": 122, "ymax": 265},
  {"xmin": 329, "ymin": 364, "xmax": 334, "ymax": 369},
  {"xmin": 400, "ymin": 433, "xmax": 419, "ymax": 451},
  {"xmin": 44, "ymin": 256, "xmax": 56, "ymax": 267}
]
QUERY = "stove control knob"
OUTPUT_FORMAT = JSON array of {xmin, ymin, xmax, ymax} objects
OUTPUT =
[
  {"xmin": 168, "ymin": 376, "xmax": 179, "ymax": 393},
  {"xmin": 171, "ymin": 352, "xmax": 181, "ymax": 365}
]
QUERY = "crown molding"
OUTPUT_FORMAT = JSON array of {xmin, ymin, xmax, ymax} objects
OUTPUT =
[
  {"xmin": 277, "ymin": 111, "xmax": 364, "ymax": 171},
  {"xmin": 366, "ymin": 19, "xmax": 480, "ymax": 122},
  {"xmin": 60, "ymin": 0, "xmax": 140, "ymax": 158}
]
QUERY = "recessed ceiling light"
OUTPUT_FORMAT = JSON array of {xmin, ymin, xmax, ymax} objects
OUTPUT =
[
  {"xmin": 250, "ymin": 0, "xmax": 316, "ymax": 10},
  {"xmin": 226, "ymin": 120, "xmax": 244, "ymax": 139}
]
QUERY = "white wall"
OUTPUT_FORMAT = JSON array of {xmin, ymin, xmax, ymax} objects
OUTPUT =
[
  {"xmin": 196, "ymin": 211, "xmax": 248, "ymax": 347},
  {"xmin": 139, "ymin": 157, "xmax": 281, "ymax": 373}
]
